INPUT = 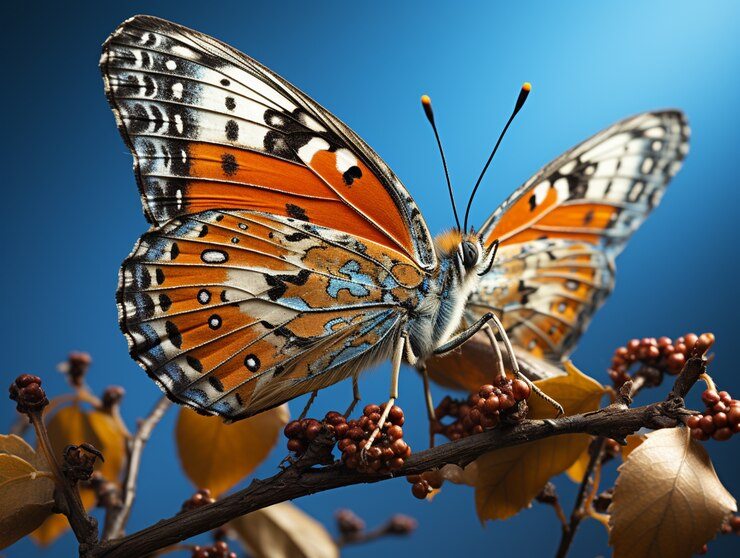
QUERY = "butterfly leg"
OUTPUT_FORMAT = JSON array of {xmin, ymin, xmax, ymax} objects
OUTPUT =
[
  {"xmin": 433, "ymin": 313, "xmax": 498, "ymax": 356},
  {"xmin": 484, "ymin": 314, "xmax": 564, "ymax": 417},
  {"xmin": 481, "ymin": 323, "xmax": 507, "ymax": 383},
  {"xmin": 298, "ymin": 390, "xmax": 319, "ymax": 420},
  {"xmin": 344, "ymin": 376, "xmax": 361, "ymax": 417},
  {"xmin": 418, "ymin": 362, "xmax": 438, "ymax": 448},
  {"xmin": 361, "ymin": 332, "xmax": 405, "ymax": 458}
]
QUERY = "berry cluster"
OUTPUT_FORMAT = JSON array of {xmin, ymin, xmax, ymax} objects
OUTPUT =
[
  {"xmin": 181, "ymin": 489, "xmax": 216, "ymax": 512},
  {"xmin": 102, "ymin": 386, "xmax": 125, "ymax": 410},
  {"xmin": 721, "ymin": 515, "xmax": 740, "ymax": 535},
  {"xmin": 406, "ymin": 470, "xmax": 443, "ymax": 500},
  {"xmin": 283, "ymin": 411, "xmax": 348, "ymax": 457},
  {"xmin": 191, "ymin": 542, "xmax": 236, "ymax": 558},
  {"xmin": 433, "ymin": 378, "xmax": 531, "ymax": 441},
  {"xmin": 686, "ymin": 389, "xmax": 740, "ymax": 442},
  {"xmin": 8, "ymin": 374, "xmax": 48, "ymax": 414},
  {"xmin": 284, "ymin": 417, "xmax": 325, "ymax": 457},
  {"xmin": 337, "ymin": 404, "xmax": 411, "ymax": 474},
  {"xmin": 284, "ymin": 405, "xmax": 412, "ymax": 473},
  {"xmin": 65, "ymin": 352, "xmax": 92, "ymax": 387},
  {"xmin": 608, "ymin": 333, "xmax": 714, "ymax": 388}
]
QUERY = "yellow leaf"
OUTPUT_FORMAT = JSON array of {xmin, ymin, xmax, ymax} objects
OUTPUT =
[
  {"xmin": 0, "ymin": 434, "xmax": 49, "ymax": 471},
  {"xmin": 474, "ymin": 361, "xmax": 605, "ymax": 521},
  {"xmin": 0, "ymin": 453, "xmax": 55, "ymax": 549},
  {"xmin": 31, "ymin": 405, "xmax": 127, "ymax": 545},
  {"xmin": 610, "ymin": 428, "xmax": 736, "ymax": 558},
  {"xmin": 620, "ymin": 433, "xmax": 646, "ymax": 461},
  {"xmin": 565, "ymin": 445, "xmax": 592, "ymax": 483},
  {"xmin": 176, "ymin": 404, "xmax": 289, "ymax": 496},
  {"xmin": 230, "ymin": 502, "xmax": 338, "ymax": 558}
]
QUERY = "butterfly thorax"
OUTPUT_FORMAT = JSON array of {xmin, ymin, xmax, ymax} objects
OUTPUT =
[{"xmin": 406, "ymin": 232, "xmax": 492, "ymax": 359}]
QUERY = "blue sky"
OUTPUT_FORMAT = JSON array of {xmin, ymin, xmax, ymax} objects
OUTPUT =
[{"xmin": 3, "ymin": 1, "xmax": 739, "ymax": 556}]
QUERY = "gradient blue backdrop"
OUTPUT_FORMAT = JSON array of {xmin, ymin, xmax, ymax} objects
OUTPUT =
[{"xmin": 3, "ymin": 1, "xmax": 739, "ymax": 556}]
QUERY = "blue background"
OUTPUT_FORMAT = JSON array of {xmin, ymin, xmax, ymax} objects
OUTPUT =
[{"xmin": 3, "ymin": 1, "xmax": 739, "ymax": 556}]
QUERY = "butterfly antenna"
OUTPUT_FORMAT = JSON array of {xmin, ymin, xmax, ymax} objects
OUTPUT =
[
  {"xmin": 421, "ymin": 94, "xmax": 461, "ymax": 231},
  {"xmin": 463, "ymin": 82, "xmax": 531, "ymax": 232}
]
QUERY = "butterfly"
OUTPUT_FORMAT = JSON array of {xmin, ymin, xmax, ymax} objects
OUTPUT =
[{"xmin": 101, "ymin": 15, "xmax": 688, "ymax": 427}]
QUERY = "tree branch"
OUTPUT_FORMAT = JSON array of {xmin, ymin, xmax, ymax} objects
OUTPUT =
[
  {"xmin": 103, "ymin": 397, "xmax": 171, "ymax": 540},
  {"xmin": 88, "ymin": 397, "xmax": 687, "ymax": 558}
]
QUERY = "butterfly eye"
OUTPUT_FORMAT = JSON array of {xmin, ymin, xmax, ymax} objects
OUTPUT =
[{"xmin": 461, "ymin": 241, "xmax": 478, "ymax": 269}]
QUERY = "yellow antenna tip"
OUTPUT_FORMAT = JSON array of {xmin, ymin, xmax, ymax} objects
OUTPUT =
[
  {"xmin": 421, "ymin": 94, "xmax": 432, "ymax": 105},
  {"xmin": 522, "ymin": 82, "xmax": 532, "ymax": 92}
]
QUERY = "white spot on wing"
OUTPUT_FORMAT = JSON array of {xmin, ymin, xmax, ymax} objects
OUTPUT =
[
  {"xmin": 165, "ymin": 60, "xmax": 177, "ymax": 71},
  {"xmin": 171, "ymin": 82, "xmax": 183, "ymax": 100},
  {"xmin": 297, "ymin": 137, "xmax": 331, "ymax": 163},
  {"xmin": 202, "ymin": 250, "xmax": 227, "ymax": 263},
  {"xmin": 335, "ymin": 148, "xmax": 357, "ymax": 173},
  {"xmin": 559, "ymin": 160, "xmax": 577, "ymax": 174}
]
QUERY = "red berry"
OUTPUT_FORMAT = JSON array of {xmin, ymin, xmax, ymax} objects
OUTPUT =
[
  {"xmin": 712, "ymin": 427, "xmax": 732, "ymax": 441},
  {"xmin": 701, "ymin": 390, "xmax": 720, "ymax": 406},
  {"xmin": 364, "ymin": 404, "xmax": 380, "ymax": 416},
  {"xmin": 686, "ymin": 415, "xmax": 702, "ymax": 429},
  {"xmin": 287, "ymin": 439, "xmax": 306, "ymax": 453},
  {"xmin": 412, "ymin": 481, "xmax": 430, "ymax": 499},
  {"xmin": 713, "ymin": 412, "xmax": 728, "ymax": 429},
  {"xmin": 388, "ymin": 405, "xmax": 405, "ymax": 425},
  {"xmin": 479, "ymin": 384, "xmax": 494, "ymax": 398},
  {"xmin": 387, "ymin": 425, "xmax": 403, "ymax": 441},
  {"xmin": 512, "ymin": 379, "xmax": 531, "ymax": 401},
  {"xmin": 691, "ymin": 428, "xmax": 709, "ymax": 441},
  {"xmin": 712, "ymin": 401, "xmax": 729, "ymax": 414}
]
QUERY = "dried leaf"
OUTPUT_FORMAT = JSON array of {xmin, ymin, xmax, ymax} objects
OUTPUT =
[
  {"xmin": 620, "ymin": 433, "xmax": 646, "ymax": 461},
  {"xmin": 31, "ymin": 405, "xmax": 127, "ymax": 545},
  {"xmin": 176, "ymin": 404, "xmax": 289, "ymax": 496},
  {"xmin": 474, "ymin": 361, "xmax": 605, "ymax": 521},
  {"xmin": 609, "ymin": 427, "xmax": 736, "ymax": 558},
  {"xmin": 230, "ymin": 502, "xmax": 338, "ymax": 558},
  {"xmin": 0, "ymin": 453, "xmax": 55, "ymax": 549}
]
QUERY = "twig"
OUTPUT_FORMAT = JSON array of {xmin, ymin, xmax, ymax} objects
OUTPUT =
[
  {"xmin": 88, "ymin": 396, "xmax": 688, "ymax": 558},
  {"xmin": 30, "ymin": 412, "xmax": 99, "ymax": 550},
  {"xmin": 103, "ymin": 397, "xmax": 171, "ymax": 540},
  {"xmin": 555, "ymin": 436, "xmax": 607, "ymax": 558},
  {"xmin": 337, "ymin": 516, "xmax": 415, "ymax": 547},
  {"xmin": 536, "ymin": 482, "xmax": 569, "ymax": 531}
]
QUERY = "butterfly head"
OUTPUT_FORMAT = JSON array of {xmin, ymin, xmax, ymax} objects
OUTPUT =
[{"xmin": 434, "ymin": 230, "xmax": 497, "ymax": 279}]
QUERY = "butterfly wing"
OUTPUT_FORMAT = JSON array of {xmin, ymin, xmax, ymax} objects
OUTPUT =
[
  {"xmin": 119, "ymin": 209, "xmax": 426, "ymax": 419},
  {"xmin": 427, "ymin": 111, "xmax": 689, "ymax": 390},
  {"xmin": 103, "ymin": 16, "xmax": 435, "ymax": 419},
  {"xmin": 479, "ymin": 110, "xmax": 689, "ymax": 256},
  {"xmin": 469, "ymin": 239, "xmax": 614, "ymax": 361},
  {"xmin": 476, "ymin": 110, "xmax": 689, "ymax": 358},
  {"xmin": 101, "ymin": 15, "xmax": 435, "ymax": 270}
]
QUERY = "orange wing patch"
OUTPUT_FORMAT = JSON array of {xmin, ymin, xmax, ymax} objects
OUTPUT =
[{"xmin": 183, "ymin": 143, "xmax": 416, "ymax": 262}]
